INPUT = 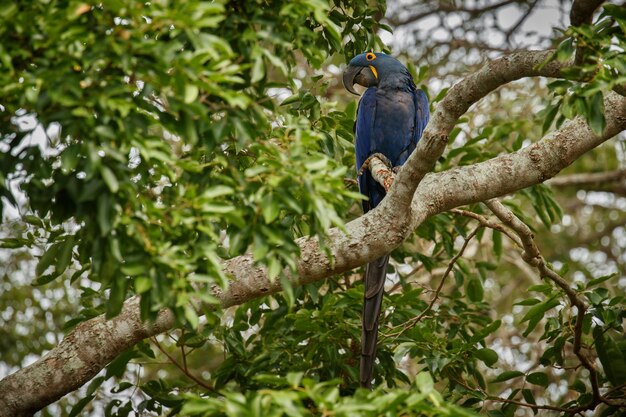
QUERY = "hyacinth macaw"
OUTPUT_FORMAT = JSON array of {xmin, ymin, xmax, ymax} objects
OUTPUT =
[{"xmin": 343, "ymin": 52, "xmax": 429, "ymax": 389}]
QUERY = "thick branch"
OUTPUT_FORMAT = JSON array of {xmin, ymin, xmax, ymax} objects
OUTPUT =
[
  {"xmin": 570, "ymin": 0, "xmax": 604, "ymax": 26},
  {"xmin": 384, "ymin": 49, "xmax": 565, "ymax": 214},
  {"xmin": 0, "ymin": 298, "xmax": 175, "ymax": 417},
  {"xmin": 410, "ymin": 91, "xmax": 626, "ymax": 221},
  {"xmin": 2, "ymin": 53, "xmax": 625, "ymax": 416}
]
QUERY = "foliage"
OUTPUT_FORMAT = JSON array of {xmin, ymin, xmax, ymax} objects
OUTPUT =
[
  {"xmin": 0, "ymin": 0, "xmax": 380, "ymax": 323},
  {"xmin": 1, "ymin": 1, "xmax": 626, "ymax": 417}
]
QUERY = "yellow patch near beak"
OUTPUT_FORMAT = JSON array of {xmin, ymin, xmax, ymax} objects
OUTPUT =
[{"xmin": 369, "ymin": 65, "xmax": 378, "ymax": 80}]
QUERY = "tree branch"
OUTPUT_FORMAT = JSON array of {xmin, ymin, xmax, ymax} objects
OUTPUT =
[
  {"xmin": 484, "ymin": 199, "xmax": 603, "ymax": 411},
  {"xmin": 410, "ymin": 91, "xmax": 626, "ymax": 221},
  {"xmin": 385, "ymin": 49, "xmax": 566, "ymax": 214},
  {"xmin": 570, "ymin": 0, "xmax": 604, "ymax": 26},
  {"xmin": 547, "ymin": 168, "xmax": 626, "ymax": 187},
  {"xmin": 0, "ymin": 297, "xmax": 175, "ymax": 417},
  {"xmin": 2, "ymin": 51, "xmax": 626, "ymax": 416},
  {"xmin": 570, "ymin": 0, "xmax": 605, "ymax": 64},
  {"xmin": 389, "ymin": 0, "xmax": 519, "ymax": 27}
]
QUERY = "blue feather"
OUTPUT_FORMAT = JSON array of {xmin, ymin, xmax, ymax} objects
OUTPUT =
[
  {"xmin": 348, "ymin": 52, "xmax": 430, "ymax": 388},
  {"xmin": 355, "ymin": 87, "xmax": 429, "ymax": 210}
]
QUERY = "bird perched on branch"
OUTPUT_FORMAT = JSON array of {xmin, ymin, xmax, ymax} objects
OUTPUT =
[{"xmin": 343, "ymin": 52, "xmax": 429, "ymax": 388}]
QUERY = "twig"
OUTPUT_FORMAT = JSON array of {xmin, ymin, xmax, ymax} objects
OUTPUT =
[
  {"xmin": 343, "ymin": 178, "xmax": 358, "ymax": 186},
  {"xmin": 505, "ymin": 0, "xmax": 539, "ymax": 43},
  {"xmin": 484, "ymin": 199, "xmax": 604, "ymax": 412},
  {"xmin": 389, "ymin": 0, "xmax": 518, "ymax": 26},
  {"xmin": 385, "ymin": 226, "xmax": 480, "ymax": 339},
  {"xmin": 180, "ymin": 329, "xmax": 188, "ymax": 373},
  {"xmin": 151, "ymin": 337, "xmax": 217, "ymax": 393}
]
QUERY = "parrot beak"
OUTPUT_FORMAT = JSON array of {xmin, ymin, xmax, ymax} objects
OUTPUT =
[{"xmin": 343, "ymin": 64, "xmax": 378, "ymax": 96}]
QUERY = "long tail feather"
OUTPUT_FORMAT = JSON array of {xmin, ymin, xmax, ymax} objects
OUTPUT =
[{"xmin": 360, "ymin": 254, "xmax": 390, "ymax": 388}]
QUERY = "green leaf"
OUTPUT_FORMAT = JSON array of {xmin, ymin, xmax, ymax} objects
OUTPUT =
[
  {"xmin": 261, "ymin": 194, "xmax": 280, "ymax": 223},
  {"xmin": 135, "ymin": 276, "xmax": 152, "ymax": 293},
  {"xmin": 33, "ymin": 273, "xmax": 62, "ymax": 286},
  {"xmin": 286, "ymin": 372, "xmax": 303, "ymax": 388},
  {"xmin": 23, "ymin": 214, "xmax": 44, "ymax": 227},
  {"xmin": 184, "ymin": 305, "xmax": 199, "ymax": 329},
  {"xmin": 492, "ymin": 230, "xmax": 502, "ymax": 260},
  {"xmin": 68, "ymin": 395, "xmax": 95, "ymax": 417},
  {"xmin": 526, "ymin": 372, "xmax": 549, "ymax": 387},
  {"xmin": 475, "ymin": 348, "xmax": 498, "ymax": 367},
  {"xmin": 251, "ymin": 55, "xmax": 265, "ymax": 84},
  {"xmin": 556, "ymin": 38, "xmax": 574, "ymax": 62},
  {"xmin": 521, "ymin": 389, "xmax": 537, "ymax": 415},
  {"xmin": 415, "ymin": 372, "xmax": 434, "ymax": 393},
  {"xmin": 106, "ymin": 276, "xmax": 128, "ymax": 318},
  {"xmin": 594, "ymin": 327, "xmax": 626, "ymax": 386},
  {"xmin": 541, "ymin": 103, "xmax": 560, "ymax": 134},
  {"xmin": 106, "ymin": 349, "xmax": 140, "ymax": 379},
  {"xmin": 586, "ymin": 273, "xmax": 617, "ymax": 288},
  {"xmin": 111, "ymin": 382, "xmax": 134, "ymax": 393},
  {"xmin": 202, "ymin": 185, "xmax": 234, "ymax": 199},
  {"xmin": 527, "ymin": 284, "xmax": 552, "ymax": 293},
  {"xmin": 466, "ymin": 278, "xmax": 484, "ymax": 302},
  {"xmin": 492, "ymin": 370, "xmax": 524, "ymax": 383},
  {"xmin": 97, "ymin": 193, "xmax": 114, "ymax": 236},
  {"xmin": 514, "ymin": 298, "xmax": 541, "ymax": 306},
  {"xmin": 521, "ymin": 296, "xmax": 560, "ymax": 336},
  {"xmin": 280, "ymin": 94, "xmax": 301, "ymax": 106},
  {"xmin": 86, "ymin": 376, "xmax": 105, "ymax": 396},
  {"xmin": 55, "ymin": 235, "xmax": 75, "ymax": 275},
  {"xmin": 36, "ymin": 242, "xmax": 62, "ymax": 276},
  {"xmin": 588, "ymin": 92, "xmax": 605, "ymax": 135},
  {"xmin": 184, "ymin": 84, "xmax": 199, "ymax": 104},
  {"xmin": 603, "ymin": 4, "xmax": 626, "ymax": 20}
]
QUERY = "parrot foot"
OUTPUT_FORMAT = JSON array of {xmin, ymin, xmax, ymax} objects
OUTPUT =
[
  {"xmin": 358, "ymin": 153, "xmax": 396, "ymax": 192},
  {"xmin": 358, "ymin": 153, "xmax": 392, "ymax": 176}
]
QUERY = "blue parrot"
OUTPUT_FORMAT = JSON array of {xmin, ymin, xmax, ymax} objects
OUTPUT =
[{"xmin": 343, "ymin": 52, "xmax": 429, "ymax": 388}]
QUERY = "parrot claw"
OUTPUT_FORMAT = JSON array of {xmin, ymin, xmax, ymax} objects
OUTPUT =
[{"xmin": 358, "ymin": 153, "xmax": 393, "ymax": 176}]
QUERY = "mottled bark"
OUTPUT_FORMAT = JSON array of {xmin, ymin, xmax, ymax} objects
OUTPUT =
[
  {"xmin": 0, "ymin": 298, "xmax": 175, "ymax": 417},
  {"xmin": 1, "ymin": 51, "xmax": 626, "ymax": 416}
]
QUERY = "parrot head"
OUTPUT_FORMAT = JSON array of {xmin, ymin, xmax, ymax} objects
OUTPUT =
[{"xmin": 343, "ymin": 52, "xmax": 408, "ymax": 95}]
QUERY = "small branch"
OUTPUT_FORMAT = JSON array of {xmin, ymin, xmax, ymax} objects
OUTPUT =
[
  {"xmin": 180, "ymin": 331, "xmax": 188, "ymax": 373},
  {"xmin": 505, "ymin": 0, "xmax": 539, "ymax": 43},
  {"xmin": 485, "ymin": 396, "xmax": 579, "ymax": 413},
  {"xmin": 151, "ymin": 337, "xmax": 216, "ymax": 393},
  {"xmin": 452, "ymin": 365, "xmax": 576, "ymax": 413},
  {"xmin": 3, "ymin": 52, "xmax": 626, "ymax": 417},
  {"xmin": 547, "ymin": 168, "xmax": 626, "ymax": 187},
  {"xmin": 484, "ymin": 199, "xmax": 602, "ymax": 411},
  {"xmin": 389, "ymin": 0, "xmax": 519, "ymax": 27},
  {"xmin": 343, "ymin": 178, "xmax": 358, "ymax": 187},
  {"xmin": 570, "ymin": 0, "xmax": 605, "ymax": 26},
  {"xmin": 450, "ymin": 208, "xmax": 522, "ymax": 247},
  {"xmin": 385, "ymin": 227, "xmax": 480, "ymax": 339},
  {"xmin": 570, "ymin": 0, "xmax": 605, "ymax": 64}
]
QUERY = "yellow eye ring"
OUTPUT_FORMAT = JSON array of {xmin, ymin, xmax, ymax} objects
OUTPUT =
[{"xmin": 366, "ymin": 52, "xmax": 376, "ymax": 61}]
